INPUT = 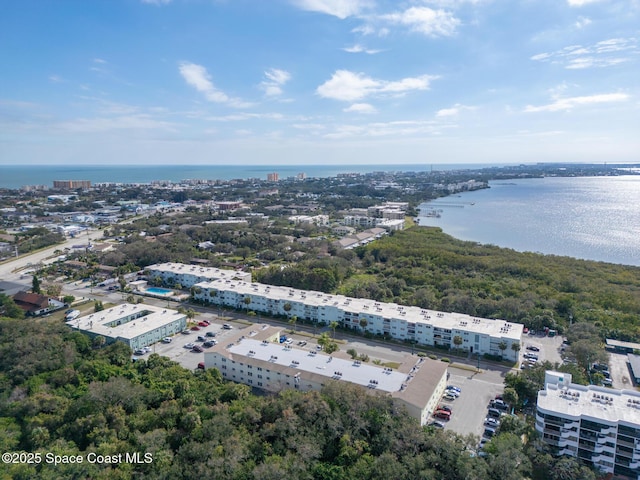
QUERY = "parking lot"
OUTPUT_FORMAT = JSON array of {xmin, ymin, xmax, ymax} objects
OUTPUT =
[
  {"xmin": 437, "ymin": 366, "xmax": 506, "ymax": 437},
  {"xmin": 131, "ymin": 317, "xmax": 245, "ymax": 370},
  {"xmin": 608, "ymin": 351, "xmax": 634, "ymax": 390},
  {"xmin": 520, "ymin": 332, "xmax": 565, "ymax": 368}
]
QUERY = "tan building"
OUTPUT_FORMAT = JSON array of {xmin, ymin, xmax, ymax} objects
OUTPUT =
[
  {"xmin": 53, "ymin": 180, "xmax": 91, "ymax": 189},
  {"xmin": 205, "ymin": 325, "xmax": 448, "ymax": 425}
]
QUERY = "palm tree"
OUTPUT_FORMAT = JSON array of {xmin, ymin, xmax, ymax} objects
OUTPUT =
[
  {"xmin": 288, "ymin": 315, "xmax": 297, "ymax": 333},
  {"xmin": 283, "ymin": 302, "xmax": 292, "ymax": 317},
  {"xmin": 243, "ymin": 296, "xmax": 251, "ymax": 312},
  {"xmin": 511, "ymin": 342, "xmax": 521, "ymax": 358},
  {"xmin": 359, "ymin": 318, "xmax": 368, "ymax": 333},
  {"xmin": 453, "ymin": 335, "xmax": 463, "ymax": 351},
  {"xmin": 498, "ymin": 340, "xmax": 508, "ymax": 359},
  {"xmin": 329, "ymin": 321, "xmax": 338, "ymax": 339}
]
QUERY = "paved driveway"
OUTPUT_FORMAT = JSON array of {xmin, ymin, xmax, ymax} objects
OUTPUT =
[
  {"xmin": 608, "ymin": 351, "xmax": 634, "ymax": 390},
  {"xmin": 439, "ymin": 366, "xmax": 505, "ymax": 437}
]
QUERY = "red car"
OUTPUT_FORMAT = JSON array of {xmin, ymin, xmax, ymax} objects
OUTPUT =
[
  {"xmin": 198, "ymin": 321, "xmax": 209, "ymax": 327},
  {"xmin": 190, "ymin": 326, "xmax": 201, "ymax": 331},
  {"xmin": 434, "ymin": 410, "xmax": 451, "ymax": 421}
]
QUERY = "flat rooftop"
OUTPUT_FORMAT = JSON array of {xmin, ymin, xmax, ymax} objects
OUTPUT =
[
  {"xmin": 228, "ymin": 338, "xmax": 407, "ymax": 392},
  {"xmin": 209, "ymin": 326, "xmax": 448, "ymax": 407},
  {"xmin": 147, "ymin": 262, "xmax": 249, "ymax": 281},
  {"xmin": 538, "ymin": 382, "xmax": 640, "ymax": 425},
  {"xmin": 66, "ymin": 303, "xmax": 185, "ymax": 340},
  {"xmin": 198, "ymin": 279, "xmax": 523, "ymax": 340}
]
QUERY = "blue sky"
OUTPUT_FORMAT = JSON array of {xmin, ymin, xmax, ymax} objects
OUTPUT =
[{"xmin": 1, "ymin": 0, "xmax": 638, "ymax": 166}]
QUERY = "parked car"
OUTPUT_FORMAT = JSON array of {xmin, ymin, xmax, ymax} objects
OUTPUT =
[
  {"xmin": 197, "ymin": 336, "xmax": 206, "ymax": 342},
  {"xmin": 134, "ymin": 348, "xmax": 146, "ymax": 355},
  {"xmin": 485, "ymin": 417, "xmax": 500, "ymax": 428},
  {"xmin": 444, "ymin": 389, "xmax": 460, "ymax": 398},
  {"xmin": 162, "ymin": 337, "xmax": 172, "ymax": 343},
  {"xmin": 184, "ymin": 343, "xmax": 196, "ymax": 349},
  {"xmin": 190, "ymin": 326, "xmax": 201, "ymax": 331},
  {"xmin": 443, "ymin": 393, "xmax": 457, "ymax": 401},
  {"xmin": 222, "ymin": 324, "xmax": 232, "ymax": 330},
  {"xmin": 483, "ymin": 427, "xmax": 496, "ymax": 438},
  {"xmin": 438, "ymin": 405, "xmax": 452, "ymax": 413},
  {"xmin": 428, "ymin": 421, "xmax": 445, "ymax": 429},
  {"xmin": 203, "ymin": 341, "xmax": 216, "ymax": 348},
  {"xmin": 526, "ymin": 345, "xmax": 540, "ymax": 351},
  {"xmin": 198, "ymin": 321, "xmax": 209, "ymax": 327},
  {"xmin": 487, "ymin": 408, "xmax": 502, "ymax": 419},
  {"xmin": 446, "ymin": 385, "xmax": 461, "ymax": 393},
  {"xmin": 434, "ymin": 411, "xmax": 451, "ymax": 420},
  {"xmin": 602, "ymin": 378, "xmax": 613, "ymax": 387},
  {"xmin": 298, "ymin": 341, "xmax": 307, "ymax": 346},
  {"xmin": 192, "ymin": 345, "xmax": 204, "ymax": 353},
  {"xmin": 181, "ymin": 329, "xmax": 191, "ymax": 335},
  {"xmin": 197, "ymin": 362, "xmax": 205, "ymax": 370},
  {"xmin": 205, "ymin": 331, "xmax": 216, "ymax": 337}
]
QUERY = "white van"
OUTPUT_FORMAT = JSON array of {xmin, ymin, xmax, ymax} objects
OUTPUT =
[{"xmin": 65, "ymin": 310, "xmax": 81, "ymax": 320}]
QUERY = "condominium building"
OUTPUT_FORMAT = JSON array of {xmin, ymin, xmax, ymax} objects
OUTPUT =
[
  {"xmin": 53, "ymin": 180, "xmax": 91, "ymax": 189},
  {"xmin": 536, "ymin": 371, "xmax": 640, "ymax": 479},
  {"xmin": 192, "ymin": 281, "xmax": 522, "ymax": 362},
  {"xmin": 66, "ymin": 303, "xmax": 186, "ymax": 350},
  {"xmin": 146, "ymin": 262, "xmax": 252, "ymax": 287},
  {"xmin": 205, "ymin": 325, "xmax": 449, "ymax": 425}
]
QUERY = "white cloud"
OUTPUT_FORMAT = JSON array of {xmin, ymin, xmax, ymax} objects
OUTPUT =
[
  {"xmin": 49, "ymin": 75, "xmax": 64, "ymax": 83},
  {"xmin": 530, "ymin": 37, "xmax": 638, "ymax": 69},
  {"xmin": 316, "ymin": 70, "xmax": 437, "ymax": 102},
  {"xmin": 567, "ymin": 0, "xmax": 603, "ymax": 6},
  {"xmin": 436, "ymin": 103, "xmax": 475, "ymax": 117},
  {"xmin": 524, "ymin": 93, "xmax": 629, "ymax": 112},
  {"xmin": 292, "ymin": 0, "xmax": 371, "ymax": 19},
  {"xmin": 260, "ymin": 68, "xmax": 291, "ymax": 97},
  {"xmin": 342, "ymin": 44, "xmax": 382, "ymax": 54},
  {"xmin": 93, "ymin": 58, "xmax": 107, "ymax": 64},
  {"xmin": 343, "ymin": 103, "xmax": 377, "ymax": 114},
  {"xmin": 179, "ymin": 62, "xmax": 252, "ymax": 108},
  {"xmin": 55, "ymin": 114, "xmax": 177, "ymax": 133},
  {"xmin": 141, "ymin": 0, "xmax": 172, "ymax": 5},
  {"xmin": 381, "ymin": 7, "xmax": 460, "ymax": 37},
  {"xmin": 321, "ymin": 120, "xmax": 445, "ymax": 139},
  {"xmin": 575, "ymin": 16, "xmax": 592, "ymax": 28},
  {"xmin": 207, "ymin": 113, "xmax": 284, "ymax": 122}
]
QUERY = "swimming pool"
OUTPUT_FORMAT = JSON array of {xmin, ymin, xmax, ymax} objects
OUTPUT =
[{"xmin": 145, "ymin": 287, "xmax": 174, "ymax": 296}]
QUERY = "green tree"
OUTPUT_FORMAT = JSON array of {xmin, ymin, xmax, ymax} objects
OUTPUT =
[
  {"xmin": 32, "ymin": 275, "xmax": 41, "ymax": 294},
  {"xmin": 330, "ymin": 321, "xmax": 338, "ymax": 339},
  {"xmin": 498, "ymin": 341, "xmax": 508, "ymax": 358},
  {"xmin": 453, "ymin": 335, "xmax": 463, "ymax": 351},
  {"xmin": 94, "ymin": 300, "xmax": 104, "ymax": 312},
  {"xmin": 243, "ymin": 296, "xmax": 251, "ymax": 312},
  {"xmin": 359, "ymin": 318, "xmax": 368, "ymax": 333},
  {"xmin": 511, "ymin": 342, "xmax": 521, "ymax": 356},
  {"xmin": 288, "ymin": 315, "xmax": 297, "ymax": 333}
]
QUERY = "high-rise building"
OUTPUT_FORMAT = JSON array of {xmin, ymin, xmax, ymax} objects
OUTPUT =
[
  {"xmin": 53, "ymin": 180, "xmax": 91, "ymax": 189},
  {"xmin": 536, "ymin": 371, "xmax": 640, "ymax": 479},
  {"xmin": 267, "ymin": 172, "xmax": 279, "ymax": 182}
]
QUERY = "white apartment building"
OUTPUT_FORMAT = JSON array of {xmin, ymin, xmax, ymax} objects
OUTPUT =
[
  {"xmin": 146, "ymin": 262, "xmax": 252, "ymax": 286},
  {"xmin": 536, "ymin": 371, "xmax": 640, "ymax": 479},
  {"xmin": 205, "ymin": 325, "xmax": 448, "ymax": 426},
  {"xmin": 190, "ymin": 275, "xmax": 523, "ymax": 361},
  {"xmin": 66, "ymin": 303, "xmax": 186, "ymax": 350}
]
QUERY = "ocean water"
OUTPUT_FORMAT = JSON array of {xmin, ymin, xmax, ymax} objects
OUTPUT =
[
  {"xmin": 418, "ymin": 176, "xmax": 640, "ymax": 267},
  {"xmin": 0, "ymin": 163, "xmax": 494, "ymax": 189}
]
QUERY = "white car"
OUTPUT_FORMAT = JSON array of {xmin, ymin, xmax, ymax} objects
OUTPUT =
[
  {"xmin": 184, "ymin": 343, "xmax": 196, "ymax": 349},
  {"xmin": 162, "ymin": 337, "xmax": 172, "ymax": 343},
  {"xmin": 443, "ymin": 393, "xmax": 457, "ymax": 401},
  {"xmin": 485, "ymin": 417, "xmax": 500, "ymax": 428}
]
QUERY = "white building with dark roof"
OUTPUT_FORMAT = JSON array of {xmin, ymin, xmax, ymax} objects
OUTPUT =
[
  {"xmin": 536, "ymin": 371, "xmax": 640, "ymax": 479},
  {"xmin": 205, "ymin": 325, "xmax": 448, "ymax": 425}
]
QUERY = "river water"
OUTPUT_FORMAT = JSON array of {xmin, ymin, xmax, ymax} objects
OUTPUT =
[{"xmin": 418, "ymin": 176, "xmax": 640, "ymax": 267}]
